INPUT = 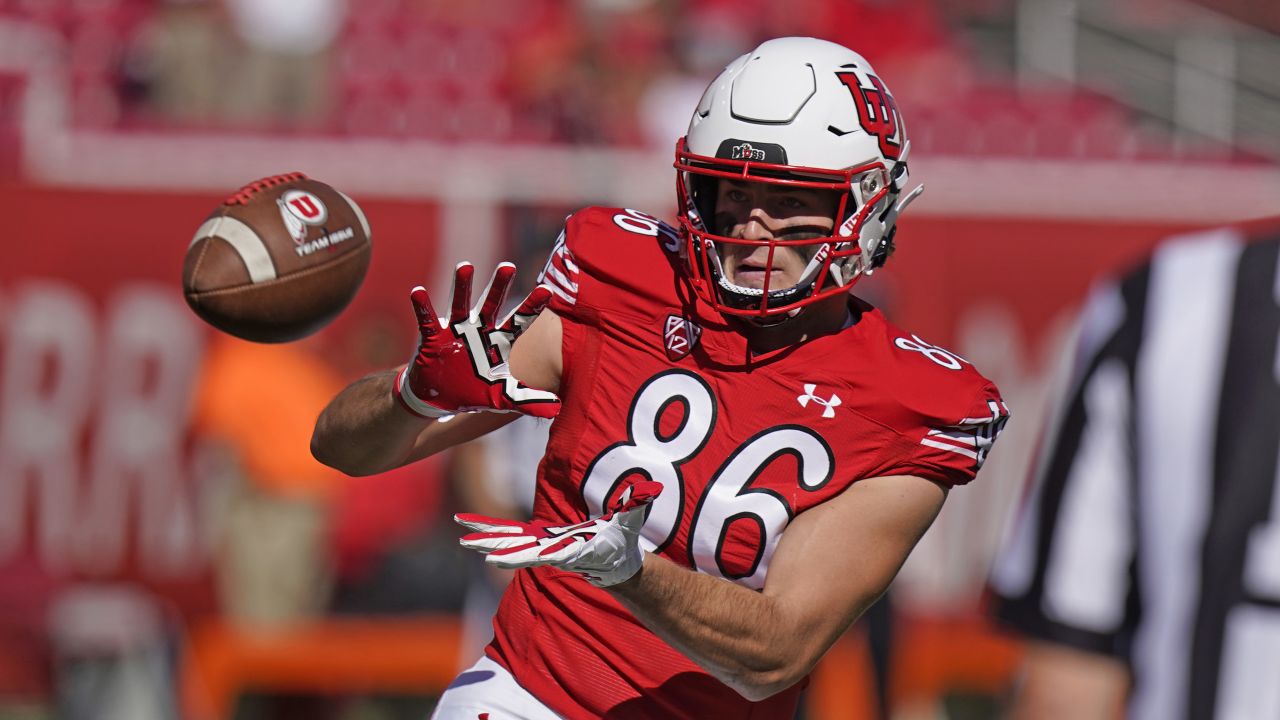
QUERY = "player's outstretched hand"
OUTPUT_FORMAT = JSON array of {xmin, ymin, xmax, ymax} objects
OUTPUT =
[
  {"xmin": 393, "ymin": 262, "xmax": 560, "ymax": 419},
  {"xmin": 455, "ymin": 481, "xmax": 663, "ymax": 587}
]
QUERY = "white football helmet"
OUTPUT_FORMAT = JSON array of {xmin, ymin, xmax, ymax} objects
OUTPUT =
[{"xmin": 675, "ymin": 36, "xmax": 924, "ymax": 318}]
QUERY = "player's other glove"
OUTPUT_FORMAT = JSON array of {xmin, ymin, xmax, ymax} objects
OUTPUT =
[
  {"xmin": 393, "ymin": 262, "xmax": 560, "ymax": 419},
  {"xmin": 455, "ymin": 481, "xmax": 663, "ymax": 587}
]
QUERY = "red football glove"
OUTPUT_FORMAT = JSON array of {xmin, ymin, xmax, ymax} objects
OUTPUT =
[
  {"xmin": 393, "ymin": 262, "xmax": 560, "ymax": 419},
  {"xmin": 456, "ymin": 480, "xmax": 663, "ymax": 587}
]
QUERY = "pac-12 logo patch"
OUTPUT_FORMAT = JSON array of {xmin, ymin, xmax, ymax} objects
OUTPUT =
[
  {"xmin": 663, "ymin": 315, "xmax": 702, "ymax": 361},
  {"xmin": 278, "ymin": 189, "xmax": 328, "ymax": 244}
]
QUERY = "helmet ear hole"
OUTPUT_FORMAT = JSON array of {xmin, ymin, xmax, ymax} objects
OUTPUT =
[
  {"xmin": 869, "ymin": 227, "xmax": 896, "ymax": 269},
  {"xmin": 859, "ymin": 174, "xmax": 881, "ymax": 197}
]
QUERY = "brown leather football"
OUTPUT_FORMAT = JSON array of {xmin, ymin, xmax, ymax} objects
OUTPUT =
[{"xmin": 182, "ymin": 172, "xmax": 372, "ymax": 343}]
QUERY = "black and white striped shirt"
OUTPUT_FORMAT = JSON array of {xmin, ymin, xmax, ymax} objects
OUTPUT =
[{"xmin": 990, "ymin": 222, "xmax": 1280, "ymax": 720}]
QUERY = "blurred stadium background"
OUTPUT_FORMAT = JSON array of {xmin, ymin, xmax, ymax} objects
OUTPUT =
[{"xmin": 1, "ymin": 0, "xmax": 1277, "ymax": 718}]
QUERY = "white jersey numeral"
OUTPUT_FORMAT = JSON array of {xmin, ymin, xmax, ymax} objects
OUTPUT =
[
  {"xmin": 690, "ymin": 427, "xmax": 832, "ymax": 586},
  {"xmin": 580, "ymin": 371, "xmax": 714, "ymax": 552},
  {"xmin": 579, "ymin": 370, "xmax": 833, "ymax": 589},
  {"xmin": 612, "ymin": 209, "xmax": 681, "ymax": 252},
  {"xmin": 894, "ymin": 334, "xmax": 969, "ymax": 370}
]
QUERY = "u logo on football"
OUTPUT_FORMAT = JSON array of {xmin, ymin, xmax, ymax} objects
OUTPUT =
[{"xmin": 281, "ymin": 190, "xmax": 328, "ymax": 225}]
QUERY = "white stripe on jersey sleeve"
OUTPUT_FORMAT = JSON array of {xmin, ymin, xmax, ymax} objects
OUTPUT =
[
  {"xmin": 543, "ymin": 264, "xmax": 578, "ymax": 295},
  {"xmin": 918, "ymin": 400, "xmax": 1010, "ymax": 468},
  {"xmin": 543, "ymin": 281, "xmax": 577, "ymax": 305},
  {"xmin": 920, "ymin": 437, "xmax": 979, "ymax": 460},
  {"xmin": 537, "ymin": 230, "xmax": 580, "ymax": 306}
]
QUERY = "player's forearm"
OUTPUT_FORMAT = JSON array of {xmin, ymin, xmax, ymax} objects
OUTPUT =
[
  {"xmin": 609, "ymin": 554, "xmax": 859, "ymax": 701},
  {"xmin": 311, "ymin": 368, "xmax": 432, "ymax": 476}
]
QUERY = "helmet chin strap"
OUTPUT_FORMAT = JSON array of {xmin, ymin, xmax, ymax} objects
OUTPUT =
[
  {"xmin": 744, "ymin": 309, "xmax": 802, "ymax": 327},
  {"xmin": 706, "ymin": 239, "xmax": 824, "ymax": 315}
]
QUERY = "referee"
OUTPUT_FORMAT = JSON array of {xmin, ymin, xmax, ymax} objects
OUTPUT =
[{"xmin": 989, "ymin": 220, "xmax": 1280, "ymax": 720}]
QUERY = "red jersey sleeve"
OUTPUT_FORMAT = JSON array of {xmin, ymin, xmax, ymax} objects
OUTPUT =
[
  {"xmin": 534, "ymin": 206, "xmax": 683, "ymax": 322},
  {"xmin": 858, "ymin": 322, "xmax": 1011, "ymax": 487},
  {"xmin": 885, "ymin": 380, "xmax": 1010, "ymax": 486}
]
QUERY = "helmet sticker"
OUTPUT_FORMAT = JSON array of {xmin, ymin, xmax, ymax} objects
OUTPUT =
[
  {"xmin": 715, "ymin": 139, "xmax": 788, "ymax": 164},
  {"xmin": 835, "ymin": 72, "xmax": 903, "ymax": 161}
]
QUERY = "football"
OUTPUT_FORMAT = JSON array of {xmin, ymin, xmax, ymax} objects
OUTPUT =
[{"xmin": 182, "ymin": 172, "xmax": 372, "ymax": 343}]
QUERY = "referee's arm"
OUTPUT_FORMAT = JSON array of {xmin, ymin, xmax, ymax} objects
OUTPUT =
[
  {"xmin": 988, "ymin": 273, "xmax": 1147, "ymax": 720},
  {"xmin": 1011, "ymin": 642, "xmax": 1128, "ymax": 720}
]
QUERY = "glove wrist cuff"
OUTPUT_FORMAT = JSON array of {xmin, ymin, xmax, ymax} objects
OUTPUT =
[
  {"xmin": 587, "ymin": 551, "xmax": 645, "ymax": 588},
  {"xmin": 393, "ymin": 366, "xmax": 454, "ymax": 419}
]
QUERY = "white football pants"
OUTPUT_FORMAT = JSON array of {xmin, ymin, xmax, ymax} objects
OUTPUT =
[{"xmin": 430, "ymin": 656, "xmax": 564, "ymax": 720}]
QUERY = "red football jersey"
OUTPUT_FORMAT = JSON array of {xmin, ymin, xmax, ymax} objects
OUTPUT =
[{"xmin": 487, "ymin": 207, "xmax": 1008, "ymax": 718}]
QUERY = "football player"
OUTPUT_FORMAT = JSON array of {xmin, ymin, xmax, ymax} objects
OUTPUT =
[{"xmin": 312, "ymin": 36, "xmax": 1009, "ymax": 719}]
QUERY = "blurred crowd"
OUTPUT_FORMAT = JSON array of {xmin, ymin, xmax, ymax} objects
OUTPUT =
[
  {"xmin": 0, "ymin": 0, "xmax": 1221, "ymax": 160},
  {"xmin": 2, "ymin": 0, "xmax": 969, "ymax": 142}
]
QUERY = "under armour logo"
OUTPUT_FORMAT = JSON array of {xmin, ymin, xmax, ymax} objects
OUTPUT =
[{"xmin": 797, "ymin": 383, "xmax": 841, "ymax": 418}]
